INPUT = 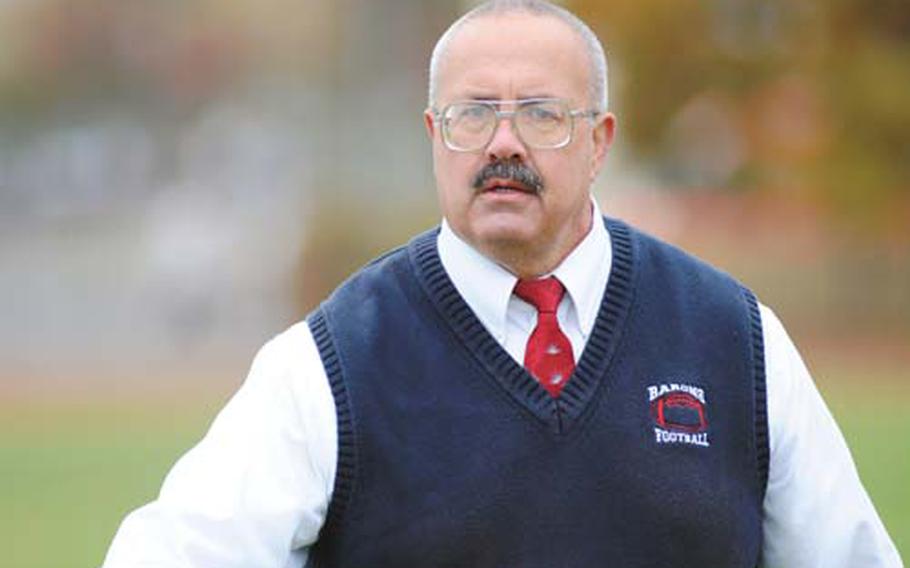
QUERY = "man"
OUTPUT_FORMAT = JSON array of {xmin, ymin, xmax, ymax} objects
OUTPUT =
[{"xmin": 104, "ymin": 1, "xmax": 902, "ymax": 566}]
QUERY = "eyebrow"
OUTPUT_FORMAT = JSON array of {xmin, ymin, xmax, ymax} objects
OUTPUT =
[
  {"xmin": 463, "ymin": 93, "xmax": 502, "ymax": 102},
  {"xmin": 460, "ymin": 93, "xmax": 561, "ymax": 103}
]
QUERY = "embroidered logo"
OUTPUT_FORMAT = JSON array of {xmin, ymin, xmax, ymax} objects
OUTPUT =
[{"xmin": 647, "ymin": 383, "xmax": 710, "ymax": 447}]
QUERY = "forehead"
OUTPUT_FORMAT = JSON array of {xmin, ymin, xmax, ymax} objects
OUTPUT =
[{"xmin": 437, "ymin": 13, "xmax": 590, "ymax": 104}]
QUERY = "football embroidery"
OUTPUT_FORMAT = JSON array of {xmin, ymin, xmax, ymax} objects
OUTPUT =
[{"xmin": 647, "ymin": 383, "xmax": 710, "ymax": 447}]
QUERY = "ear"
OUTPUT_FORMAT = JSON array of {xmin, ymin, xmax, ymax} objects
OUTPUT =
[
  {"xmin": 589, "ymin": 112, "xmax": 616, "ymax": 181},
  {"xmin": 424, "ymin": 109, "xmax": 437, "ymax": 141}
]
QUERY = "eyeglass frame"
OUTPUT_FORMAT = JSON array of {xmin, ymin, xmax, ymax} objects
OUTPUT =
[{"xmin": 429, "ymin": 98, "xmax": 601, "ymax": 152}]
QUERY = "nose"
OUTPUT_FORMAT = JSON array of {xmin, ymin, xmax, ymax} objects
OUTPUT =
[{"xmin": 485, "ymin": 115, "xmax": 528, "ymax": 162}]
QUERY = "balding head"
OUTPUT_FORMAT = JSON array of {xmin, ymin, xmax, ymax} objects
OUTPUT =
[{"xmin": 428, "ymin": 0, "xmax": 609, "ymax": 113}]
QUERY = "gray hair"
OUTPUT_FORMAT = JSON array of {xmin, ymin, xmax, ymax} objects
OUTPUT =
[{"xmin": 428, "ymin": 0, "xmax": 609, "ymax": 113}]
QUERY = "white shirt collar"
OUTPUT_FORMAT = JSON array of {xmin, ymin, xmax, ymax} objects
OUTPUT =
[
  {"xmin": 551, "ymin": 199, "xmax": 612, "ymax": 335},
  {"xmin": 437, "ymin": 197, "xmax": 612, "ymax": 342}
]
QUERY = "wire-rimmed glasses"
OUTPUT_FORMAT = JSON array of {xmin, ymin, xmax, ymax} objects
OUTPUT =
[{"xmin": 432, "ymin": 98, "xmax": 599, "ymax": 152}]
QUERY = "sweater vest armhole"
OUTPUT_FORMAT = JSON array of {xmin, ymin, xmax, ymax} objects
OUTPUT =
[
  {"xmin": 741, "ymin": 288, "xmax": 769, "ymax": 500},
  {"xmin": 307, "ymin": 308, "xmax": 358, "ymax": 540}
]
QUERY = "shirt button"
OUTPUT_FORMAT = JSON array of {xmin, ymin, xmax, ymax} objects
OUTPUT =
[{"xmin": 550, "ymin": 374, "xmax": 563, "ymax": 385}]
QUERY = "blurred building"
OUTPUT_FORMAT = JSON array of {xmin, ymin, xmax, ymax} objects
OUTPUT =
[{"xmin": 0, "ymin": 0, "xmax": 450, "ymax": 382}]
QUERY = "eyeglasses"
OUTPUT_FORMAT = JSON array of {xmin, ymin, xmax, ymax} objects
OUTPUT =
[{"xmin": 432, "ymin": 98, "xmax": 599, "ymax": 152}]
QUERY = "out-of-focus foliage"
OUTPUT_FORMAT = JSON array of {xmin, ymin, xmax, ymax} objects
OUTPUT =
[
  {"xmin": 574, "ymin": 0, "xmax": 910, "ymax": 238},
  {"xmin": 0, "ymin": 0, "xmax": 339, "ymax": 118},
  {"xmin": 294, "ymin": 195, "xmax": 438, "ymax": 314}
]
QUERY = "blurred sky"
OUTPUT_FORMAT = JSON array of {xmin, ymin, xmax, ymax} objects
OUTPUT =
[{"xmin": 0, "ymin": 0, "xmax": 907, "ymax": 395}]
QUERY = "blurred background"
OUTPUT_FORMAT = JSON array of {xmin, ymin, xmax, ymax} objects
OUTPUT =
[{"xmin": 0, "ymin": 0, "xmax": 907, "ymax": 565}]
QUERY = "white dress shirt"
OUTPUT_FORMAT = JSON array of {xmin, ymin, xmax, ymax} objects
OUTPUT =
[{"xmin": 103, "ymin": 200, "xmax": 902, "ymax": 568}]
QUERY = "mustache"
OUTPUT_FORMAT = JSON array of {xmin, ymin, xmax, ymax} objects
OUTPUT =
[{"xmin": 471, "ymin": 159, "xmax": 544, "ymax": 194}]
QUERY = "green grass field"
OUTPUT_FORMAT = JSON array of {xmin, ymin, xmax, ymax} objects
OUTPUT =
[
  {"xmin": 2, "ymin": 369, "xmax": 907, "ymax": 568},
  {"xmin": 821, "ymin": 374, "xmax": 910, "ymax": 559},
  {"xmin": 1, "ymin": 396, "xmax": 221, "ymax": 568}
]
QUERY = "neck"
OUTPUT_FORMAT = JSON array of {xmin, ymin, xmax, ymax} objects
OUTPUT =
[{"xmin": 491, "ymin": 245, "xmax": 572, "ymax": 279}]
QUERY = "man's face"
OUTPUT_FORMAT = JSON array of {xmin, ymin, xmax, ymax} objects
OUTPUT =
[{"xmin": 425, "ymin": 13, "xmax": 615, "ymax": 276}]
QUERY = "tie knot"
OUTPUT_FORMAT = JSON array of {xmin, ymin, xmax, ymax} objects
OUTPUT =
[{"xmin": 514, "ymin": 276, "xmax": 566, "ymax": 314}]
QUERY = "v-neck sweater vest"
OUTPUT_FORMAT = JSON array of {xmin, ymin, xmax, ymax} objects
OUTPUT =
[{"xmin": 306, "ymin": 217, "xmax": 768, "ymax": 568}]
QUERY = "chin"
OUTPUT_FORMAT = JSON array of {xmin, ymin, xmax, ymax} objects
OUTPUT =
[
  {"xmin": 470, "ymin": 215, "xmax": 531, "ymax": 238},
  {"xmin": 472, "ymin": 226, "xmax": 541, "ymax": 258},
  {"xmin": 471, "ymin": 209, "xmax": 539, "ymax": 237}
]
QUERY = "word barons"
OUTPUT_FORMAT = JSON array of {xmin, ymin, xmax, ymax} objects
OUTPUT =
[{"xmin": 647, "ymin": 382, "xmax": 705, "ymax": 404}]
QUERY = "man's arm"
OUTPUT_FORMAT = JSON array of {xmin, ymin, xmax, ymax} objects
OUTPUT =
[
  {"xmin": 102, "ymin": 322, "xmax": 336, "ymax": 568},
  {"xmin": 760, "ymin": 305, "xmax": 902, "ymax": 567}
]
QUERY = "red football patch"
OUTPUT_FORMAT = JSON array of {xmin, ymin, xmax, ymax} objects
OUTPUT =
[{"xmin": 650, "ymin": 392, "xmax": 708, "ymax": 433}]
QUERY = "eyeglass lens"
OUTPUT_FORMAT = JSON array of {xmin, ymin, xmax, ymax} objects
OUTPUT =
[{"xmin": 443, "ymin": 101, "xmax": 571, "ymax": 151}]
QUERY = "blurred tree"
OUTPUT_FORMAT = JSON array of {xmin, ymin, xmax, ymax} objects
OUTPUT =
[
  {"xmin": 293, "ymin": 193, "xmax": 438, "ymax": 314},
  {"xmin": 0, "ymin": 0, "xmax": 339, "ymax": 121},
  {"xmin": 571, "ymin": 0, "xmax": 910, "ymax": 239}
]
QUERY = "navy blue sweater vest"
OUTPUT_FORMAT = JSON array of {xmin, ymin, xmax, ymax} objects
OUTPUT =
[{"xmin": 305, "ymin": 218, "xmax": 768, "ymax": 568}]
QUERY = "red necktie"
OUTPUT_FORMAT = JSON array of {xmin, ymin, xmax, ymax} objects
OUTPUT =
[{"xmin": 514, "ymin": 276, "xmax": 575, "ymax": 397}]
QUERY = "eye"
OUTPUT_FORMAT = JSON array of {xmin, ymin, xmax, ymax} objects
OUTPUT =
[
  {"xmin": 519, "ymin": 102, "xmax": 567, "ymax": 135},
  {"xmin": 449, "ymin": 104, "xmax": 489, "ymax": 123},
  {"xmin": 528, "ymin": 106, "xmax": 557, "ymax": 121},
  {"xmin": 522, "ymin": 102, "xmax": 565, "ymax": 125},
  {"xmin": 445, "ymin": 104, "xmax": 494, "ymax": 137}
]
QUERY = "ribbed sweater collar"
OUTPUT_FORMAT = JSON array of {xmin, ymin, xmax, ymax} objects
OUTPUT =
[{"xmin": 409, "ymin": 216, "xmax": 636, "ymax": 434}]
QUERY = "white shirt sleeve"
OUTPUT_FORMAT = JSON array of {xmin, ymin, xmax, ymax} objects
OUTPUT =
[
  {"xmin": 760, "ymin": 305, "xmax": 903, "ymax": 568},
  {"xmin": 102, "ymin": 322, "xmax": 336, "ymax": 568}
]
